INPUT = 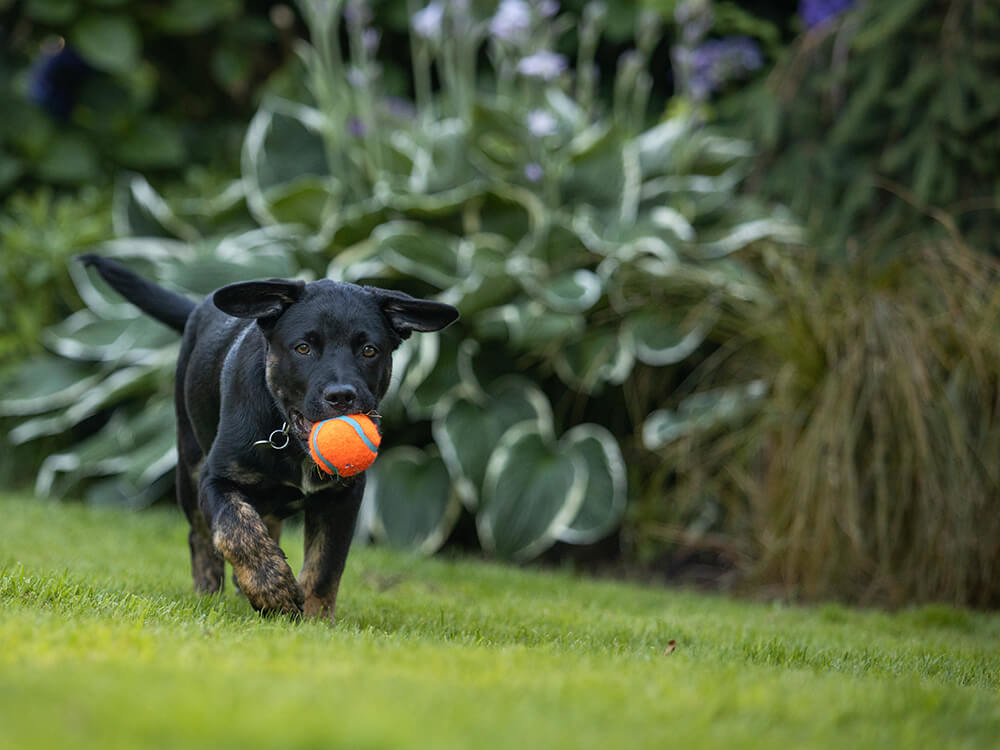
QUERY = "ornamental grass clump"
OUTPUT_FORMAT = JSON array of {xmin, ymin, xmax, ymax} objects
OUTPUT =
[{"xmin": 645, "ymin": 242, "xmax": 1000, "ymax": 607}]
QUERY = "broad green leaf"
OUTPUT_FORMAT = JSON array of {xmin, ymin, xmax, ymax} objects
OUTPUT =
[
  {"xmin": 209, "ymin": 225, "xmax": 304, "ymax": 264},
  {"xmin": 640, "ymin": 165, "xmax": 745, "ymax": 215},
  {"xmin": 545, "ymin": 87, "xmax": 587, "ymax": 132},
  {"xmin": 34, "ymin": 132, "xmax": 100, "ymax": 184},
  {"xmin": 623, "ymin": 308, "xmax": 716, "ymax": 366},
  {"xmin": 0, "ymin": 355, "xmax": 102, "ymax": 416},
  {"xmin": 421, "ymin": 119, "xmax": 477, "ymax": 195},
  {"xmin": 570, "ymin": 209, "xmax": 683, "ymax": 262},
  {"xmin": 391, "ymin": 332, "xmax": 482, "ymax": 423},
  {"xmin": 370, "ymin": 447, "xmax": 461, "ymax": 555},
  {"xmin": 636, "ymin": 118, "xmax": 687, "ymax": 176},
  {"xmin": 115, "ymin": 117, "xmax": 186, "ymax": 170},
  {"xmin": 26, "ymin": 0, "xmax": 78, "ymax": 24},
  {"xmin": 557, "ymin": 424, "xmax": 628, "ymax": 545},
  {"xmin": 382, "ymin": 333, "xmax": 439, "ymax": 416},
  {"xmin": 433, "ymin": 375, "xmax": 554, "ymax": 510},
  {"xmin": 523, "ymin": 269, "xmax": 603, "ymax": 314},
  {"xmin": 113, "ymin": 174, "xmax": 199, "ymax": 242},
  {"xmin": 71, "ymin": 13, "xmax": 141, "ymax": 74},
  {"xmin": 642, "ymin": 380, "xmax": 768, "ymax": 450},
  {"xmin": 441, "ymin": 271, "xmax": 520, "ymax": 317},
  {"xmin": 152, "ymin": 0, "xmax": 241, "ymax": 34},
  {"xmin": 649, "ymin": 206, "xmax": 695, "ymax": 242},
  {"xmin": 10, "ymin": 352, "xmax": 174, "ymax": 444},
  {"xmin": 70, "ymin": 240, "xmax": 192, "ymax": 319},
  {"xmin": 0, "ymin": 152, "xmax": 24, "ymax": 189},
  {"xmin": 384, "ymin": 183, "xmax": 488, "ymax": 218},
  {"xmin": 43, "ymin": 310, "xmax": 178, "ymax": 363},
  {"xmin": 242, "ymin": 101, "xmax": 329, "ymax": 226},
  {"xmin": 476, "ymin": 301, "xmax": 585, "ymax": 349},
  {"xmin": 554, "ymin": 329, "xmax": 634, "ymax": 394},
  {"xmin": 263, "ymin": 175, "xmax": 338, "ymax": 228},
  {"xmin": 479, "ymin": 422, "xmax": 586, "ymax": 561},
  {"xmin": 694, "ymin": 218, "xmax": 803, "ymax": 259},
  {"xmin": 35, "ymin": 399, "xmax": 176, "ymax": 500},
  {"xmin": 374, "ymin": 221, "xmax": 461, "ymax": 289},
  {"xmin": 471, "ymin": 102, "xmax": 532, "ymax": 170},
  {"xmin": 162, "ymin": 253, "xmax": 296, "ymax": 296},
  {"xmin": 561, "ymin": 127, "xmax": 625, "ymax": 211}
]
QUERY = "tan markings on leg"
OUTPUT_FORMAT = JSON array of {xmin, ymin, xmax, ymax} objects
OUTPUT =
[
  {"xmin": 299, "ymin": 525, "xmax": 338, "ymax": 622},
  {"xmin": 189, "ymin": 530, "xmax": 223, "ymax": 594},
  {"xmin": 303, "ymin": 586, "xmax": 338, "ymax": 622},
  {"xmin": 262, "ymin": 515, "xmax": 283, "ymax": 544},
  {"xmin": 213, "ymin": 497, "xmax": 303, "ymax": 615}
]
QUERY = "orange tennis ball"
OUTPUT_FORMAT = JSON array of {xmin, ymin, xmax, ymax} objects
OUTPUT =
[{"xmin": 308, "ymin": 414, "xmax": 382, "ymax": 477}]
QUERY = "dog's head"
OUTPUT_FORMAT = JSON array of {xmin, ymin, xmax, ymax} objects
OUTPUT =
[{"xmin": 213, "ymin": 278, "xmax": 459, "ymax": 443}]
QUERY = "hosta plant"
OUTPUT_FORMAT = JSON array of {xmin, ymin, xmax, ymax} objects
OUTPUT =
[{"xmin": 4, "ymin": 0, "xmax": 800, "ymax": 560}]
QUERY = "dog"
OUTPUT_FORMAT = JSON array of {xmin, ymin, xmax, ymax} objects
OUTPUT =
[{"xmin": 79, "ymin": 254, "xmax": 459, "ymax": 620}]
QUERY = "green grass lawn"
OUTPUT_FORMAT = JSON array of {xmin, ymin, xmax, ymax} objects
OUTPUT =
[{"xmin": 1, "ymin": 493, "xmax": 998, "ymax": 749}]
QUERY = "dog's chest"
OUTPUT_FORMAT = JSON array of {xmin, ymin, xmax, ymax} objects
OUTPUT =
[{"xmin": 294, "ymin": 458, "xmax": 339, "ymax": 495}]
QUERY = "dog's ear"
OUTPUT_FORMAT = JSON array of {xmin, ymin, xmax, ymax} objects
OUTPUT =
[
  {"xmin": 371, "ymin": 288, "xmax": 460, "ymax": 340},
  {"xmin": 213, "ymin": 279, "xmax": 306, "ymax": 321}
]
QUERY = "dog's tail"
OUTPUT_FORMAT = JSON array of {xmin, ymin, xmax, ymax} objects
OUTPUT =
[{"xmin": 78, "ymin": 254, "xmax": 196, "ymax": 334}]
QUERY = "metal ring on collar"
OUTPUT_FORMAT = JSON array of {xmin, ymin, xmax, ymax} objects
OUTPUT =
[{"xmin": 253, "ymin": 422, "xmax": 290, "ymax": 450}]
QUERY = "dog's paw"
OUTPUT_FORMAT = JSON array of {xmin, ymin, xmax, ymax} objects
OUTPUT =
[
  {"xmin": 235, "ymin": 553, "xmax": 305, "ymax": 617},
  {"xmin": 303, "ymin": 594, "xmax": 336, "ymax": 624}
]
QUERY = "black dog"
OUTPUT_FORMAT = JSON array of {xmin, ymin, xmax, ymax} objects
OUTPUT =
[{"xmin": 80, "ymin": 255, "xmax": 459, "ymax": 620}]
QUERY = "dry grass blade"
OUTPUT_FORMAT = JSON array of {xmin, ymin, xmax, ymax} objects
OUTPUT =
[{"xmin": 649, "ymin": 243, "xmax": 1000, "ymax": 607}]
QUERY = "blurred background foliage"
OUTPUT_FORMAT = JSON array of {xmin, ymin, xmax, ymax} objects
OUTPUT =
[
  {"xmin": 738, "ymin": 0, "xmax": 1000, "ymax": 255},
  {"xmin": 1, "ymin": 0, "xmax": 998, "ymax": 608}
]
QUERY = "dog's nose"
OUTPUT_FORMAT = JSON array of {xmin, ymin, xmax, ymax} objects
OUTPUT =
[{"xmin": 323, "ymin": 384, "xmax": 358, "ymax": 409}]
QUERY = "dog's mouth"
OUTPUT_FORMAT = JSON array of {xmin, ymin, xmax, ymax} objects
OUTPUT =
[
  {"xmin": 288, "ymin": 410, "xmax": 314, "ymax": 442},
  {"xmin": 287, "ymin": 406, "xmax": 382, "ymax": 444}
]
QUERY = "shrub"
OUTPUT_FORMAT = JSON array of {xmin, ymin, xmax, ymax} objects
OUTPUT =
[
  {"xmin": 643, "ymin": 242, "xmax": 1000, "ymax": 607},
  {"xmin": 0, "ymin": 0, "xmax": 289, "ymax": 192},
  {"xmin": 0, "ymin": 186, "xmax": 112, "ymax": 362},
  {"xmin": 742, "ymin": 0, "xmax": 1000, "ymax": 254},
  {"xmin": 3, "ymin": 0, "xmax": 800, "ymax": 561}
]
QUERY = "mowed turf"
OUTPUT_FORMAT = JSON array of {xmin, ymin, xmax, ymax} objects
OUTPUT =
[{"xmin": 1, "ymin": 494, "xmax": 998, "ymax": 749}]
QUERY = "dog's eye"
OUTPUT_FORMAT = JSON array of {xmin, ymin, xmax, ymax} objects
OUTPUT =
[
  {"xmin": 294, "ymin": 343, "xmax": 311, "ymax": 355},
  {"xmin": 361, "ymin": 344, "xmax": 378, "ymax": 358}
]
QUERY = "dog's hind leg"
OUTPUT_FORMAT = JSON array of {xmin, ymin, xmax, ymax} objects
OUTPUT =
[
  {"xmin": 175, "ymin": 329, "xmax": 224, "ymax": 595},
  {"xmin": 178, "ymin": 460, "xmax": 223, "ymax": 594},
  {"xmin": 176, "ymin": 394, "xmax": 222, "ymax": 593}
]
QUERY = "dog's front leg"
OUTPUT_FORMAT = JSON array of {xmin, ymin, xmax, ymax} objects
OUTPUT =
[
  {"xmin": 200, "ymin": 476, "xmax": 304, "ymax": 616},
  {"xmin": 299, "ymin": 479, "xmax": 365, "ymax": 622}
]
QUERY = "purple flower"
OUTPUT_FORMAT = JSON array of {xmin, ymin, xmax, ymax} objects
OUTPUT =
[
  {"xmin": 346, "ymin": 65, "xmax": 381, "ymax": 88},
  {"xmin": 384, "ymin": 96, "xmax": 417, "ymax": 119},
  {"xmin": 490, "ymin": 0, "xmax": 532, "ymax": 42},
  {"xmin": 363, "ymin": 28, "xmax": 381, "ymax": 54},
  {"xmin": 685, "ymin": 36, "xmax": 763, "ymax": 100},
  {"xmin": 674, "ymin": 0, "xmax": 713, "ymax": 45},
  {"xmin": 524, "ymin": 162, "xmax": 544, "ymax": 182},
  {"xmin": 537, "ymin": 0, "xmax": 559, "ymax": 18},
  {"xmin": 412, "ymin": 2, "xmax": 445, "ymax": 41},
  {"xmin": 28, "ymin": 44, "xmax": 92, "ymax": 120},
  {"xmin": 347, "ymin": 117, "xmax": 367, "ymax": 137},
  {"xmin": 799, "ymin": 0, "xmax": 854, "ymax": 29},
  {"xmin": 516, "ymin": 50, "xmax": 568, "ymax": 81},
  {"xmin": 344, "ymin": 0, "xmax": 373, "ymax": 30},
  {"xmin": 526, "ymin": 109, "xmax": 558, "ymax": 137}
]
